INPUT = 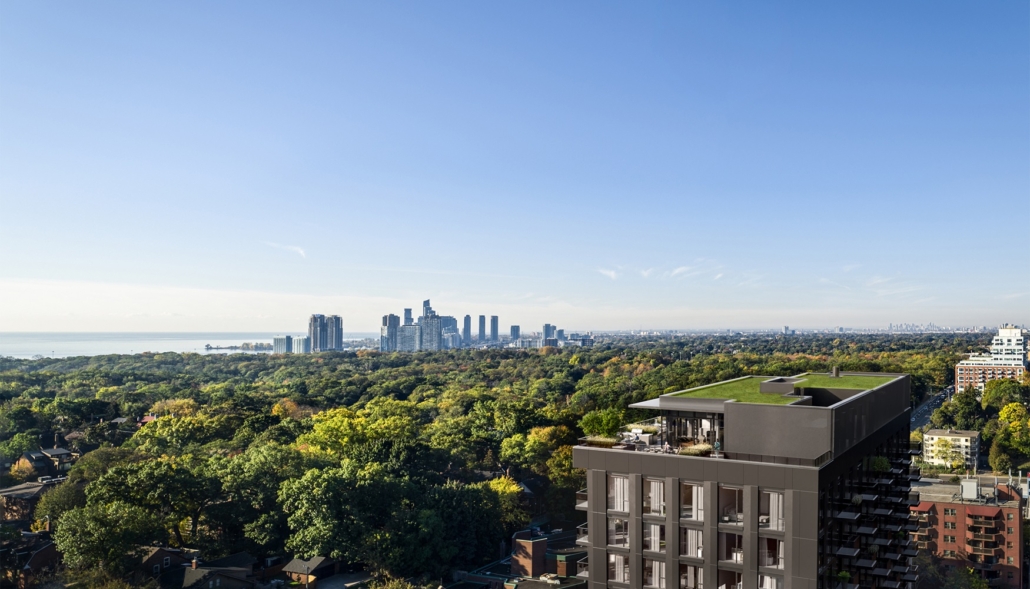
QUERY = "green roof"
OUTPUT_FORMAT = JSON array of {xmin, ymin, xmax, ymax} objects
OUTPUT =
[
  {"xmin": 795, "ymin": 374, "xmax": 897, "ymax": 390},
  {"xmin": 670, "ymin": 376, "xmax": 797, "ymax": 405}
]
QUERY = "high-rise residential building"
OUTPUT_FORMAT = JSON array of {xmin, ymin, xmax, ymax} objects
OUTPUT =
[
  {"xmin": 573, "ymin": 371, "xmax": 916, "ymax": 589},
  {"xmin": 543, "ymin": 324, "xmax": 556, "ymax": 340},
  {"xmin": 293, "ymin": 336, "xmax": 311, "ymax": 353},
  {"xmin": 511, "ymin": 325, "xmax": 521, "ymax": 341},
  {"xmin": 273, "ymin": 335, "xmax": 293, "ymax": 354},
  {"xmin": 380, "ymin": 314, "xmax": 400, "ymax": 352},
  {"xmin": 308, "ymin": 314, "xmax": 328, "ymax": 352},
  {"xmin": 912, "ymin": 479, "xmax": 1023, "ymax": 588},
  {"xmin": 556, "ymin": 329, "xmax": 565, "ymax": 341},
  {"xmin": 423, "ymin": 299, "xmax": 434, "ymax": 320},
  {"xmin": 404, "ymin": 309, "xmax": 413, "ymax": 326},
  {"xmin": 479, "ymin": 315, "xmax": 487, "ymax": 343},
  {"xmin": 422, "ymin": 315, "xmax": 443, "ymax": 351},
  {"xmin": 327, "ymin": 315, "xmax": 343, "ymax": 350},
  {"xmin": 398, "ymin": 324, "xmax": 421, "ymax": 352},
  {"xmin": 955, "ymin": 326, "xmax": 1027, "ymax": 392},
  {"xmin": 490, "ymin": 316, "xmax": 499, "ymax": 342},
  {"xmin": 440, "ymin": 316, "xmax": 458, "ymax": 333},
  {"xmin": 463, "ymin": 315, "xmax": 472, "ymax": 346}
]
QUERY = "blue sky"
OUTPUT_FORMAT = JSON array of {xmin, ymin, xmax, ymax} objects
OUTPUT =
[{"xmin": 1, "ymin": 2, "xmax": 1027, "ymax": 332}]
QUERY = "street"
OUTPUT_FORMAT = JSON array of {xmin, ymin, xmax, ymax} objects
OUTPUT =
[{"xmin": 910, "ymin": 386, "xmax": 951, "ymax": 430}]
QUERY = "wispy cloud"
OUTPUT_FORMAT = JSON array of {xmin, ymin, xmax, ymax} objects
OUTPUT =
[
  {"xmin": 640, "ymin": 268, "xmax": 654, "ymax": 278},
  {"xmin": 818, "ymin": 278, "xmax": 851, "ymax": 291},
  {"xmin": 265, "ymin": 242, "xmax": 306, "ymax": 258},
  {"xmin": 841, "ymin": 264, "xmax": 862, "ymax": 273},
  {"xmin": 669, "ymin": 266, "xmax": 691, "ymax": 277},
  {"xmin": 597, "ymin": 268, "xmax": 618, "ymax": 280},
  {"xmin": 714, "ymin": 273, "xmax": 723, "ymax": 280}
]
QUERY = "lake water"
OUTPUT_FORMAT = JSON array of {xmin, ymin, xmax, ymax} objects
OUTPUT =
[{"xmin": 0, "ymin": 332, "xmax": 379, "ymax": 359}]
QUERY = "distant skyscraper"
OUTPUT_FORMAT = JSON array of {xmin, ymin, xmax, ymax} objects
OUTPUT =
[
  {"xmin": 510, "ymin": 325, "xmax": 520, "ymax": 341},
  {"xmin": 327, "ymin": 315, "xmax": 343, "ymax": 350},
  {"xmin": 423, "ymin": 300, "xmax": 434, "ymax": 320},
  {"xmin": 440, "ymin": 316, "xmax": 458, "ymax": 333},
  {"xmin": 380, "ymin": 314, "xmax": 400, "ymax": 352},
  {"xmin": 309, "ymin": 314, "xmax": 328, "ymax": 352},
  {"xmin": 273, "ymin": 335, "xmax": 292, "ymax": 354},
  {"xmin": 490, "ymin": 316, "xmax": 499, "ymax": 342},
  {"xmin": 294, "ymin": 336, "xmax": 311, "ymax": 353},
  {"xmin": 478, "ymin": 315, "xmax": 487, "ymax": 342},
  {"xmin": 556, "ymin": 329, "xmax": 565, "ymax": 341},
  {"xmin": 463, "ymin": 315, "xmax": 472, "ymax": 346},
  {"xmin": 542, "ymin": 323, "xmax": 555, "ymax": 340},
  {"xmin": 398, "ymin": 324, "xmax": 421, "ymax": 352},
  {"xmin": 422, "ymin": 315, "xmax": 443, "ymax": 351},
  {"xmin": 404, "ymin": 309, "xmax": 413, "ymax": 326}
]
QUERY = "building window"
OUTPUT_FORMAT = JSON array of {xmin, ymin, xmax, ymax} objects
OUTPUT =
[
  {"xmin": 153, "ymin": 565, "xmax": 160, "ymax": 577},
  {"xmin": 943, "ymin": 550, "xmax": 956, "ymax": 558},
  {"xmin": 1008, "ymin": 527, "xmax": 1014, "ymax": 534},
  {"xmin": 718, "ymin": 485, "xmax": 744, "ymax": 525},
  {"xmin": 608, "ymin": 474, "xmax": 630, "ymax": 512},
  {"xmin": 679, "ymin": 564, "xmax": 703, "ymax": 589},
  {"xmin": 759, "ymin": 490, "xmax": 783, "ymax": 531},
  {"xmin": 944, "ymin": 508, "xmax": 956, "ymax": 516},
  {"xmin": 944, "ymin": 535, "xmax": 955, "ymax": 543},
  {"xmin": 644, "ymin": 478, "xmax": 666, "ymax": 516},
  {"xmin": 944, "ymin": 522, "xmax": 956, "ymax": 529},
  {"xmin": 758, "ymin": 574, "xmax": 783, "ymax": 589},
  {"xmin": 680, "ymin": 482, "xmax": 704, "ymax": 521},
  {"xmin": 1007, "ymin": 542, "xmax": 1013, "ymax": 549},
  {"xmin": 718, "ymin": 532, "xmax": 744, "ymax": 564},
  {"xmin": 1007, "ymin": 513, "xmax": 1014, "ymax": 520},
  {"xmin": 643, "ymin": 558, "xmax": 666, "ymax": 589},
  {"xmin": 759, "ymin": 537, "xmax": 784, "ymax": 569},
  {"xmin": 644, "ymin": 522, "xmax": 666, "ymax": 552},
  {"xmin": 1007, "ymin": 557, "xmax": 1014, "ymax": 565},
  {"xmin": 608, "ymin": 553, "xmax": 629, "ymax": 583},
  {"xmin": 163, "ymin": 557, "xmax": 170, "ymax": 568},
  {"xmin": 717, "ymin": 570, "xmax": 742, "ymax": 589},
  {"xmin": 608, "ymin": 517, "xmax": 630, "ymax": 547},
  {"xmin": 681, "ymin": 527, "xmax": 703, "ymax": 558}
]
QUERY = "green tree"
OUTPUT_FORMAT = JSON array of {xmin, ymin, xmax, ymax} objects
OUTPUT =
[
  {"xmin": 981, "ymin": 379, "xmax": 1028, "ymax": 412},
  {"xmin": 579, "ymin": 408, "xmax": 624, "ymax": 438},
  {"xmin": 34, "ymin": 481, "xmax": 86, "ymax": 532},
  {"xmin": 54, "ymin": 502, "xmax": 162, "ymax": 573}
]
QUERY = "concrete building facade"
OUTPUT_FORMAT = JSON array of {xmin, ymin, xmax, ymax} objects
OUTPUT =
[
  {"xmin": 955, "ymin": 327, "xmax": 1027, "ymax": 392},
  {"xmin": 572, "ymin": 373, "xmax": 917, "ymax": 589},
  {"xmin": 922, "ymin": 429, "xmax": 980, "ymax": 469}
]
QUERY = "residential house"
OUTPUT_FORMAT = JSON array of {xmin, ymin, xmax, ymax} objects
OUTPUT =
[
  {"xmin": 160, "ymin": 559, "xmax": 255, "ymax": 589},
  {"xmin": 136, "ymin": 547, "xmax": 191, "ymax": 583},
  {"xmin": 282, "ymin": 557, "xmax": 338, "ymax": 588},
  {"xmin": 0, "ymin": 481, "xmax": 57, "ymax": 521}
]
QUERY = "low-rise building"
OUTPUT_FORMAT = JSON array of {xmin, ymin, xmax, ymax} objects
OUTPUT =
[
  {"xmin": 923, "ymin": 429, "xmax": 981, "ymax": 469},
  {"xmin": 910, "ymin": 478, "xmax": 1024, "ymax": 588}
]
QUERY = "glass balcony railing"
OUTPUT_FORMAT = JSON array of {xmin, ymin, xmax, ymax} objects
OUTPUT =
[{"xmin": 575, "ymin": 489, "xmax": 588, "ymax": 510}]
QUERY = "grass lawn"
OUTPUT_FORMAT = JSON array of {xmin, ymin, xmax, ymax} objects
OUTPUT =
[
  {"xmin": 796, "ymin": 374, "xmax": 898, "ymax": 390},
  {"xmin": 671, "ymin": 377, "xmax": 797, "ymax": 405}
]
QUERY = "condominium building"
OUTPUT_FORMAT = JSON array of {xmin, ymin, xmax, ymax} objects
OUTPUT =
[
  {"xmin": 922, "ymin": 429, "xmax": 980, "ymax": 469},
  {"xmin": 398, "ymin": 324, "xmax": 421, "ymax": 352},
  {"xmin": 309, "ymin": 314, "xmax": 327, "ymax": 352},
  {"xmin": 512, "ymin": 325, "xmax": 521, "ymax": 341},
  {"xmin": 573, "ymin": 372, "xmax": 917, "ymax": 589},
  {"xmin": 327, "ymin": 315, "xmax": 343, "ymax": 351},
  {"xmin": 272, "ymin": 335, "xmax": 293, "ymax": 354},
  {"xmin": 479, "ymin": 315, "xmax": 487, "ymax": 343},
  {"xmin": 293, "ymin": 336, "xmax": 311, "ymax": 354},
  {"xmin": 463, "ymin": 315, "xmax": 473, "ymax": 346},
  {"xmin": 955, "ymin": 326, "xmax": 1027, "ymax": 392},
  {"xmin": 911, "ymin": 479, "xmax": 1023, "ymax": 587},
  {"xmin": 380, "ymin": 314, "xmax": 400, "ymax": 352},
  {"xmin": 491, "ymin": 316, "xmax": 499, "ymax": 342}
]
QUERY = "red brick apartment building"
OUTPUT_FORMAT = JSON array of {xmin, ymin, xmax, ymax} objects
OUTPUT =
[{"xmin": 911, "ymin": 480, "xmax": 1023, "ymax": 587}]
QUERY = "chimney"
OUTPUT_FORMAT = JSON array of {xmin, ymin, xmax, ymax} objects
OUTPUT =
[
  {"xmin": 192, "ymin": 558, "xmax": 199, "ymax": 570},
  {"xmin": 831, "ymin": 366, "xmax": 840, "ymax": 378}
]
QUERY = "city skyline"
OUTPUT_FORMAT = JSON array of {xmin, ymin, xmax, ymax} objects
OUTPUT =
[{"xmin": 2, "ymin": 2, "xmax": 1028, "ymax": 333}]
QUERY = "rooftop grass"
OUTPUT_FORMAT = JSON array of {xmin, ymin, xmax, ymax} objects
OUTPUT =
[
  {"xmin": 795, "ymin": 374, "xmax": 897, "ymax": 390},
  {"xmin": 670, "ymin": 377, "xmax": 797, "ymax": 405}
]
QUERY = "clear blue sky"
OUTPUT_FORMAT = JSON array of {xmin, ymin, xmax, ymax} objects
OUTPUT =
[{"xmin": 1, "ymin": 2, "xmax": 1027, "ymax": 332}]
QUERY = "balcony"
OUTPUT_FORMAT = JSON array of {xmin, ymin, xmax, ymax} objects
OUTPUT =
[
  {"xmin": 576, "ymin": 523, "xmax": 589, "ymax": 546},
  {"xmin": 967, "ymin": 531, "xmax": 999, "ymax": 542},
  {"xmin": 576, "ymin": 561, "xmax": 589, "ymax": 579},
  {"xmin": 969, "ymin": 545, "xmax": 1002, "ymax": 557},
  {"xmin": 575, "ymin": 489, "xmax": 588, "ymax": 511}
]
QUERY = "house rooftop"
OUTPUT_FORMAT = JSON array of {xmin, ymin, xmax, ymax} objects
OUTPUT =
[{"xmin": 924, "ymin": 429, "xmax": 980, "ymax": 438}]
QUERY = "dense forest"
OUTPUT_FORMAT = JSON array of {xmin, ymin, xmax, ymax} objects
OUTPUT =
[{"xmin": 0, "ymin": 333, "xmax": 988, "ymax": 583}]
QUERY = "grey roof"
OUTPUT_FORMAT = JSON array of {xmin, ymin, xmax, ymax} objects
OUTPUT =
[
  {"xmin": 40, "ymin": 448, "xmax": 71, "ymax": 458},
  {"xmin": 924, "ymin": 429, "xmax": 980, "ymax": 438},
  {"xmin": 205, "ymin": 552, "xmax": 257, "ymax": 569},
  {"xmin": 162, "ymin": 566, "xmax": 252, "ymax": 589},
  {"xmin": 282, "ymin": 556, "xmax": 334, "ymax": 574},
  {"xmin": 0, "ymin": 482, "xmax": 47, "ymax": 500},
  {"xmin": 628, "ymin": 396, "xmax": 734, "ymax": 413}
]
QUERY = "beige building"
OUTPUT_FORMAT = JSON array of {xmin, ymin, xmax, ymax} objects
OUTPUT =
[{"xmin": 923, "ymin": 429, "xmax": 981, "ymax": 468}]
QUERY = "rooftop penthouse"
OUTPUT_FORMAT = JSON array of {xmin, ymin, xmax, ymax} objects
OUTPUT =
[{"xmin": 579, "ymin": 371, "xmax": 908, "ymax": 468}]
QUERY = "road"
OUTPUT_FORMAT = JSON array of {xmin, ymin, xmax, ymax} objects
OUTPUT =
[{"xmin": 910, "ymin": 386, "xmax": 951, "ymax": 430}]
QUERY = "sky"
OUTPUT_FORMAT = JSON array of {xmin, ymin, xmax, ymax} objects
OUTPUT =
[{"xmin": 1, "ymin": 2, "xmax": 1028, "ymax": 333}]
